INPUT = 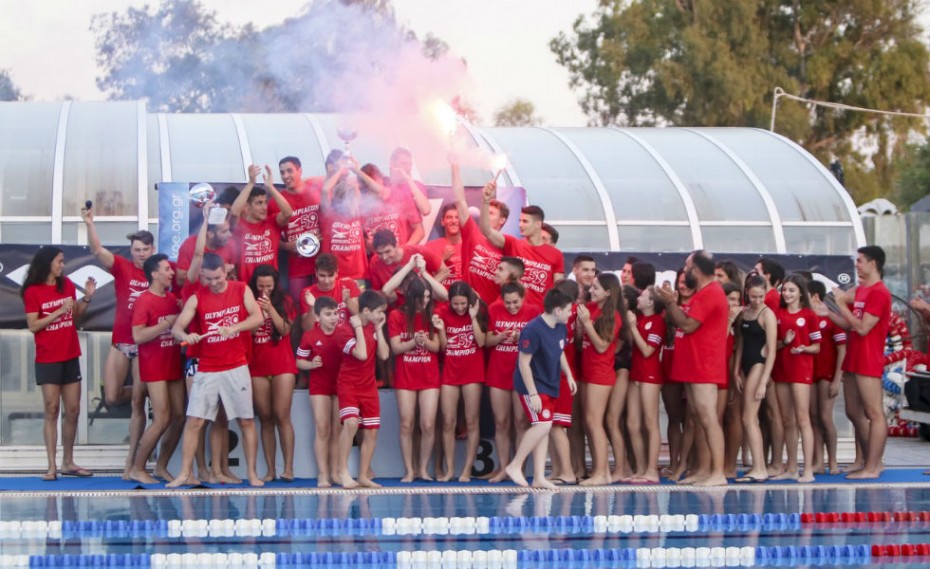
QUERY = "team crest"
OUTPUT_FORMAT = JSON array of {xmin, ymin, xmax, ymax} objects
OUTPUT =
[{"xmin": 541, "ymin": 409, "xmax": 551, "ymax": 420}]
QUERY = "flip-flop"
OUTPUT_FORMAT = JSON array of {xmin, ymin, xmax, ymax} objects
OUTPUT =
[
  {"xmin": 630, "ymin": 478, "xmax": 660, "ymax": 485},
  {"xmin": 735, "ymin": 475, "xmax": 767, "ymax": 484},
  {"xmin": 552, "ymin": 477, "xmax": 578, "ymax": 486},
  {"xmin": 61, "ymin": 468, "xmax": 93, "ymax": 478},
  {"xmin": 279, "ymin": 475, "xmax": 295, "ymax": 483}
]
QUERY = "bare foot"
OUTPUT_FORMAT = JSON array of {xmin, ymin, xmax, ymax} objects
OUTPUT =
[
  {"xmin": 678, "ymin": 472, "xmax": 708, "ymax": 485},
  {"xmin": 827, "ymin": 463, "xmax": 839, "ymax": 475},
  {"xmin": 417, "ymin": 472, "xmax": 434, "ymax": 482},
  {"xmin": 122, "ymin": 457, "xmax": 132, "ymax": 481},
  {"xmin": 261, "ymin": 472, "xmax": 275, "ymax": 482},
  {"xmin": 580, "ymin": 475, "xmax": 609, "ymax": 486},
  {"xmin": 400, "ymin": 473, "xmax": 415, "ymax": 483},
  {"xmin": 128, "ymin": 469, "xmax": 159, "ymax": 485},
  {"xmin": 457, "ymin": 474, "xmax": 472, "ymax": 483},
  {"xmin": 504, "ymin": 464, "xmax": 529, "ymax": 487},
  {"xmin": 667, "ymin": 468, "xmax": 686, "ymax": 482},
  {"xmin": 437, "ymin": 472, "xmax": 454, "ymax": 483},
  {"xmin": 166, "ymin": 475, "xmax": 200, "ymax": 488},
  {"xmin": 488, "ymin": 471, "xmax": 508, "ymax": 484},
  {"xmin": 810, "ymin": 463, "xmax": 824, "ymax": 475},
  {"xmin": 215, "ymin": 471, "xmax": 241, "ymax": 484},
  {"xmin": 798, "ymin": 473, "xmax": 815, "ymax": 483},
  {"xmin": 248, "ymin": 476, "xmax": 265, "ymax": 488},
  {"xmin": 772, "ymin": 470, "xmax": 800, "ymax": 481},
  {"xmin": 692, "ymin": 475, "xmax": 728, "ymax": 487},
  {"xmin": 610, "ymin": 470, "xmax": 633, "ymax": 483},
  {"xmin": 724, "ymin": 470, "xmax": 738, "ymax": 479},
  {"xmin": 766, "ymin": 465, "xmax": 785, "ymax": 477},
  {"xmin": 153, "ymin": 466, "xmax": 175, "ymax": 482},
  {"xmin": 358, "ymin": 477, "xmax": 382, "ymax": 488},
  {"xmin": 338, "ymin": 475, "xmax": 359, "ymax": 489},
  {"xmin": 317, "ymin": 478, "xmax": 332, "ymax": 488},
  {"xmin": 846, "ymin": 468, "xmax": 882, "ymax": 480},
  {"xmin": 842, "ymin": 463, "xmax": 864, "ymax": 474},
  {"xmin": 532, "ymin": 477, "xmax": 558, "ymax": 490}
]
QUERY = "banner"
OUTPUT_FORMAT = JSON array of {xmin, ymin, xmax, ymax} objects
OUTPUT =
[{"xmin": 156, "ymin": 182, "xmax": 192, "ymax": 262}]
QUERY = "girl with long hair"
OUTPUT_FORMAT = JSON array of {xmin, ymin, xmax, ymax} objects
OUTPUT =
[
  {"xmin": 626, "ymin": 285, "xmax": 666, "ymax": 483},
  {"xmin": 662, "ymin": 268, "xmax": 694, "ymax": 481},
  {"xmin": 22, "ymin": 246, "xmax": 97, "ymax": 480},
  {"xmin": 248, "ymin": 264, "xmax": 298, "ymax": 481}
]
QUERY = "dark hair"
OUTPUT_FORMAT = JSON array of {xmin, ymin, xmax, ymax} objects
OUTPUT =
[
  {"xmin": 780, "ymin": 273, "xmax": 812, "ymax": 310},
  {"xmin": 279, "ymin": 156, "xmax": 301, "ymax": 169},
  {"xmin": 543, "ymin": 288, "xmax": 573, "ymax": 313},
  {"xmin": 592, "ymin": 272, "xmax": 623, "ymax": 343},
  {"xmin": 744, "ymin": 273, "xmax": 767, "ymax": 295},
  {"xmin": 217, "ymin": 186, "xmax": 240, "ymax": 206},
  {"xmin": 794, "ymin": 270, "xmax": 813, "ymax": 282},
  {"xmin": 500, "ymin": 281, "xmax": 526, "ymax": 299},
  {"xmin": 715, "ymin": 260, "xmax": 742, "ymax": 286},
  {"xmin": 390, "ymin": 146, "xmax": 412, "ymax": 164},
  {"xmin": 21, "ymin": 246, "xmax": 64, "ymax": 297},
  {"xmin": 631, "ymin": 261, "xmax": 656, "ymax": 290},
  {"xmin": 143, "ymin": 253, "xmax": 170, "ymax": 284},
  {"xmin": 807, "ymin": 279, "xmax": 827, "ymax": 300},
  {"xmin": 371, "ymin": 229, "xmax": 398, "ymax": 250},
  {"xmin": 400, "ymin": 276, "xmax": 435, "ymax": 338},
  {"xmin": 541, "ymin": 223, "xmax": 559, "ymax": 245},
  {"xmin": 360, "ymin": 163, "xmax": 382, "ymax": 181},
  {"xmin": 490, "ymin": 199, "xmax": 510, "ymax": 222},
  {"xmin": 624, "ymin": 256, "xmax": 638, "ymax": 266},
  {"xmin": 755, "ymin": 257, "xmax": 785, "ymax": 287},
  {"xmin": 499, "ymin": 256, "xmax": 525, "ymax": 281},
  {"xmin": 202, "ymin": 252, "xmax": 225, "ymax": 272},
  {"xmin": 691, "ymin": 249, "xmax": 715, "ymax": 277},
  {"xmin": 249, "ymin": 264, "xmax": 289, "ymax": 342},
  {"xmin": 553, "ymin": 278, "xmax": 579, "ymax": 301},
  {"xmin": 449, "ymin": 281, "xmax": 486, "ymax": 331},
  {"xmin": 247, "ymin": 186, "xmax": 267, "ymax": 203},
  {"xmin": 521, "ymin": 205, "xmax": 545, "ymax": 223},
  {"xmin": 359, "ymin": 289, "xmax": 387, "ymax": 312},
  {"xmin": 314, "ymin": 295, "xmax": 339, "ymax": 315},
  {"xmin": 325, "ymin": 149, "xmax": 344, "ymax": 169},
  {"xmin": 315, "ymin": 253, "xmax": 338, "ymax": 274},
  {"xmin": 722, "ymin": 282, "xmax": 742, "ymax": 298},
  {"xmin": 573, "ymin": 255, "xmax": 595, "ymax": 268},
  {"xmin": 858, "ymin": 245, "xmax": 886, "ymax": 277},
  {"xmin": 126, "ymin": 230, "xmax": 155, "ymax": 246},
  {"xmin": 440, "ymin": 202, "xmax": 457, "ymax": 219}
]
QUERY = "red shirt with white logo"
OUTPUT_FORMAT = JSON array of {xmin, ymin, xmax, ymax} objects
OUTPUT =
[
  {"xmin": 388, "ymin": 310, "xmax": 440, "ymax": 390},
  {"xmin": 579, "ymin": 302, "xmax": 623, "ymax": 386},
  {"xmin": 842, "ymin": 281, "xmax": 892, "ymax": 378},
  {"xmin": 269, "ymin": 182, "xmax": 321, "ymax": 278},
  {"xmin": 299, "ymin": 278, "xmax": 361, "ymax": 326},
  {"xmin": 503, "ymin": 235, "xmax": 564, "ymax": 307},
  {"xmin": 362, "ymin": 182, "xmax": 423, "ymax": 246},
  {"xmin": 234, "ymin": 217, "xmax": 283, "ymax": 285},
  {"xmin": 774, "ymin": 306, "xmax": 821, "ymax": 384},
  {"xmin": 424, "ymin": 237, "xmax": 462, "ymax": 289},
  {"xmin": 176, "ymin": 234, "xmax": 237, "ymax": 277},
  {"xmin": 486, "ymin": 300, "xmax": 542, "ymax": 390},
  {"xmin": 249, "ymin": 296, "xmax": 298, "ymax": 377},
  {"xmin": 321, "ymin": 209, "xmax": 368, "ymax": 280},
  {"xmin": 459, "ymin": 217, "xmax": 503, "ymax": 305},
  {"xmin": 24, "ymin": 280, "xmax": 80, "ymax": 363},
  {"xmin": 814, "ymin": 315, "xmax": 847, "ymax": 381},
  {"xmin": 297, "ymin": 322, "xmax": 354, "ymax": 396},
  {"xmin": 562, "ymin": 305, "xmax": 580, "ymax": 380},
  {"xmin": 437, "ymin": 304, "xmax": 484, "ymax": 385},
  {"xmin": 631, "ymin": 313, "xmax": 666, "ymax": 384},
  {"xmin": 132, "ymin": 290, "xmax": 182, "ymax": 382},
  {"xmin": 194, "ymin": 281, "xmax": 250, "ymax": 372},
  {"xmin": 336, "ymin": 322, "xmax": 379, "ymax": 392},
  {"xmin": 670, "ymin": 281, "xmax": 730, "ymax": 384},
  {"xmin": 368, "ymin": 246, "xmax": 441, "ymax": 293},
  {"xmin": 110, "ymin": 256, "xmax": 149, "ymax": 345}
]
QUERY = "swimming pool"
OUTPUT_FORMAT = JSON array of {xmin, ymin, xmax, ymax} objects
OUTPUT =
[{"xmin": 1, "ymin": 484, "xmax": 929, "ymax": 567}]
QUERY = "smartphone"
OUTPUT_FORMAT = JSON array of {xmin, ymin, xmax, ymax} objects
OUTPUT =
[{"xmin": 84, "ymin": 200, "xmax": 93, "ymax": 210}]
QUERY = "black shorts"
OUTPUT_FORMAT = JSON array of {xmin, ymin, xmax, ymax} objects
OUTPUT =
[
  {"xmin": 614, "ymin": 342, "xmax": 632, "ymax": 371},
  {"xmin": 35, "ymin": 358, "xmax": 82, "ymax": 386}
]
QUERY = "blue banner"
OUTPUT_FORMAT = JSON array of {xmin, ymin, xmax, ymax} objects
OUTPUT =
[{"xmin": 156, "ymin": 182, "xmax": 191, "ymax": 261}]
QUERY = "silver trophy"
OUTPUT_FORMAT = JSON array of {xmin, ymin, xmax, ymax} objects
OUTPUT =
[
  {"xmin": 295, "ymin": 232, "xmax": 321, "ymax": 258},
  {"xmin": 337, "ymin": 127, "xmax": 358, "ymax": 178},
  {"xmin": 189, "ymin": 183, "xmax": 215, "ymax": 206}
]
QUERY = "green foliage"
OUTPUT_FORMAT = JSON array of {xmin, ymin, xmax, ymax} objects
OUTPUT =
[
  {"xmin": 551, "ymin": 0, "xmax": 930, "ymax": 204},
  {"xmin": 0, "ymin": 69, "xmax": 26, "ymax": 101},
  {"xmin": 494, "ymin": 98, "xmax": 542, "ymax": 127},
  {"xmin": 895, "ymin": 141, "xmax": 930, "ymax": 209}
]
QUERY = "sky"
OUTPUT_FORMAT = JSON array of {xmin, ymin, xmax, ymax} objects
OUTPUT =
[{"xmin": 0, "ymin": 0, "xmax": 599, "ymax": 126}]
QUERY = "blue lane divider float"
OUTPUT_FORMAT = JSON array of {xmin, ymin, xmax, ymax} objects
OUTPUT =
[{"xmin": 4, "ymin": 543, "xmax": 876, "ymax": 568}]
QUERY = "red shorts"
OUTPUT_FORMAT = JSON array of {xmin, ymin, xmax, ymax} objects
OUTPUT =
[
  {"xmin": 394, "ymin": 373, "xmax": 440, "ymax": 391},
  {"xmin": 518, "ymin": 393, "xmax": 556, "ymax": 424},
  {"xmin": 553, "ymin": 375, "xmax": 572, "ymax": 428},
  {"xmin": 308, "ymin": 375, "xmax": 337, "ymax": 397},
  {"xmin": 576, "ymin": 372, "xmax": 616, "ymax": 387},
  {"xmin": 485, "ymin": 370, "xmax": 515, "ymax": 391},
  {"xmin": 338, "ymin": 387, "xmax": 381, "ymax": 429}
]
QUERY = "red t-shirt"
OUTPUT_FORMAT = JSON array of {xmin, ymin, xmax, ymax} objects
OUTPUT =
[
  {"xmin": 579, "ymin": 302, "xmax": 623, "ymax": 385},
  {"xmin": 321, "ymin": 209, "xmax": 368, "ymax": 280},
  {"xmin": 179, "ymin": 281, "xmax": 202, "ymax": 359},
  {"xmin": 368, "ymin": 245, "xmax": 441, "ymax": 292},
  {"xmin": 670, "ymin": 281, "xmax": 730, "ymax": 384},
  {"xmin": 23, "ymin": 280, "xmax": 80, "ymax": 363},
  {"xmin": 269, "ymin": 182, "xmax": 321, "ymax": 278},
  {"xmin": 486, "ymin": 300, "xmax": 542, "ymax": 390},
  {"xmin": 631, "ymin": 313, "xmax": 666, "ymax": 384},
  {"xmin": 842, "ymin": 281, "xmax": 892, "ymax": 378},
  {"xmin": 424, "ymin": 237, "xmax": 462, "ymax": 289},
  {"xmin": 337, "ymin": 322, "xmax": 379, "ymax": 391},
  {"xmin": 388, "ymin": 310, "xmax": 440, "ymax": 390},
  {"xmin": 249, "ymin": 296, "xmax": 297, "ymax": 377},
  {"xmin": 194, "ymin": 281, "xmax": 250, "ymax": 372},
  {"xmin": 764, "ymin": 288, "xmax": 781, "ymax": 313},
  {"xmin": 362, "ymin": 183, "xmax": 423, "ymax": 246},
  {"xmin": 132, "ymin": 290, "xmax": 182, "ymax": 382},
  {"xmin": 437, "ymin": 304, "xmax": 484, "ymax": 385},
  {"xmin": 562, "ymin": 305, "xmax": 580, "ymax": 380},
  {"xmin": 502, "ymin": 235, "xmax": 564, "ymax": 307},
  {"xmin": 110, "ymin": 256, "xmax": 149, "ymax": 345},
  {"xmin": 299, "ymin": 278, "xmax": 361, "ymax": 326},
  {"xmin": 234, "ymin": 216, "xmax": 283, "ymax": 285},
  {"xmin": 774, "ymin": 306, "xmax": 821, "ymax": 384},
  {"xmin": 297, "ymin": 323, "xmax": 355, "ymax": 395},
  {"xmin": 176, "ymin": 234, "xmax": 237, "ymax": 277},
  {"xmin": 459, "ymin": 217, "xmax": 503, "ymax": 305},
  {"xmin": 814, "ymin": 315, "xmax": 847, "ymax": 381}
]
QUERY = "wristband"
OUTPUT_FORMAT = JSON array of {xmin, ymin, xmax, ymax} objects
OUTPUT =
[
  {"xmin": 81, "ymin": 297, "xmax": 92, "ymax": 304},
  {"xmin": 528, "ymin": 392, "xmax": 538, "ymax": 397}
]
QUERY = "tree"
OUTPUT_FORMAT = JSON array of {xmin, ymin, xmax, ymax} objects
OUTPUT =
[
  {"xmin": 894, "ymin": 141, "xmax": 930, "ymax": 209},
  {"xmin": 551, "ymin": 0, "xmax": 930, "ymax": 204},
  {"xmin": 0, "ymin": 69, "xmax": 26, "ymax": 101},
  {"xmin": 494, "ymin": 98, "xmax": 542, "ymax": 126}
]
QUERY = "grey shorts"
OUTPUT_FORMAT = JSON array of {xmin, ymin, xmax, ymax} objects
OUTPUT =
[{"xmin": 186, "ymin": 365, "xmax": 254, "ymax": 421}]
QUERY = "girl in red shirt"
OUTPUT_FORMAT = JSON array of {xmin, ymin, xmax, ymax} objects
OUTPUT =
[
  {"xmin": 248, "ymin": 265, "xmax": 298, "ymax": 482},
  {"xmin": 626, "ymin": 285, "xmax": 667, "ymax": 484},
  {"xmin": 577, "ymin": 273, "xmax": 624, "ymax": 486},
  {"xmin": 662, "ymin": 268, "xmax": 693, "ymax": 481},
  {"xmin": 436, "ymin": 281, "xmax": 487, "ymax": 482},
  {"xmin": 22, "ymin": 246, "xmax": 97, "ymax": 480},
  {"xmin": 773, "ymin": 274, "xmax": 821, "ymax": 483},
  {"xmin": 389, "ymin": 276, "xmax": 443, "ymax": 482}
]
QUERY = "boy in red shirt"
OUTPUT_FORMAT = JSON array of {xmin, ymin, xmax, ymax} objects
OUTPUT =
[
  {"xmin": 271, "ymin": 156, "xmax": 322, "ymax": 295},
  {"xmin": 299, "ymin": 253, "xmax": 361, "ymax": 331},
  {"xmin": 808, "ymin": 280, "xmax": 847, "ymax": 475},
  {"xmin": 424, "ymin": 204, "xmax": 463, "ymax": 289},
  {"xmin": 229, "ymin": 164, "xmax": 294, "ymax": 285},
  {"xmin": 335, "ymin": 290, "xmax": 390, "ymax": 489}
]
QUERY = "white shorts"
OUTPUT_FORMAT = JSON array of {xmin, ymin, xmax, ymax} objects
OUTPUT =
[{"xmin": 187, "ymin": 365, "xmax": 254, "ymax": 421}]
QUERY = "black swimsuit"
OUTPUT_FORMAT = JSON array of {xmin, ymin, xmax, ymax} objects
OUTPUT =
[{"xmin": 739, "ymin": 308, "xmax": 768, "ymax": 375}]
